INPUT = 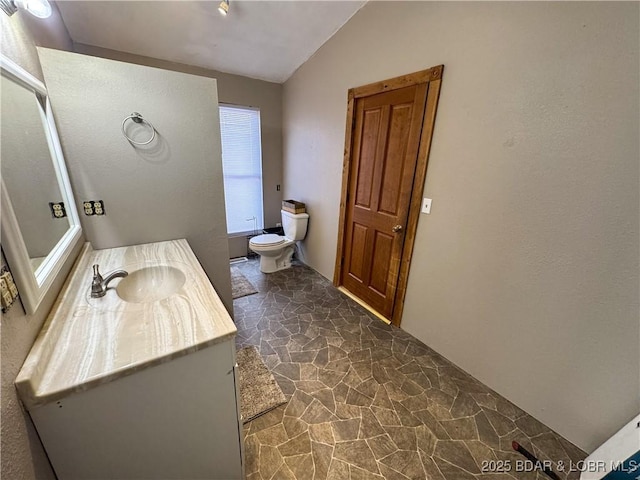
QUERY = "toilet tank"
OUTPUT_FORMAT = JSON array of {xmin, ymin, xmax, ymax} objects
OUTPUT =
[{"xmin": 281, "ymin": 210, "xmax": 309, "ymax": 241}]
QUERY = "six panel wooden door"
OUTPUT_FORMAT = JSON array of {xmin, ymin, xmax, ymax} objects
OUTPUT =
[{"xmin": 341, "ymin": 83, "xmax": 428, "ymax": 318}]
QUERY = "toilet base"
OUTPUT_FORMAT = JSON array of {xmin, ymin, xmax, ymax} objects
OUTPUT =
[{"xmin": 257, "ymin": 245, "xmax": 295, "ymax": 273}]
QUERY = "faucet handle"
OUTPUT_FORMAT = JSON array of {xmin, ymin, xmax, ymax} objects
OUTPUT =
[{"xmin": 92, "ymin": 264, "xmax": 102, "ymax": 279}]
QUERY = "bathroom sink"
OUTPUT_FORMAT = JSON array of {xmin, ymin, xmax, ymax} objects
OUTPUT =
[{"xmin": 115, "ymin": 265, "xmax": 186, "ymax": 304}]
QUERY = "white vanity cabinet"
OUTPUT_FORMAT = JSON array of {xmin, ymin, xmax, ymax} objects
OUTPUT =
[
  {"xmin": 16, "ymin": 240, "xmax": 244, "ymax": 479},
  {"xmin": 30, "ymin": 339, "xmax": 242, "ymax": 480}
]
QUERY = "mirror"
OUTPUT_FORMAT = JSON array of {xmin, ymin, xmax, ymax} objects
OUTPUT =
[
  {"xmin": 0, "ymin": 55, "xmax": 82, "ymax": 314},
  {"xmin": 1, "ymin": 73, "xmax": 71, "ymax": 271}
]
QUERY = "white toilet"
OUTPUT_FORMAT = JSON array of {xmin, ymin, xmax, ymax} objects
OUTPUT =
[{"xmin": 249, "ymin": 210, "xmax": 309, "ymax": 273}]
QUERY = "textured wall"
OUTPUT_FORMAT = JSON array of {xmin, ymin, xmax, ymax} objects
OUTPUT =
[
  {"xmin": 39, "ymin": 48, "xmax": 234, "ymax": 312},
  {"xmin": 282, "ymin": 1, "xmax": 639, "ymax": 452},
  {"xmin": 73, "ymin": 44, "xmax": 283, "ymax": 258},
  {"xmin": 0, "ymin": 6, "xmax": 75, "ymax": 480}
]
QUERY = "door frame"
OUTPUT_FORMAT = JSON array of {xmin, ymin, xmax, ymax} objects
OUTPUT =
[{"xmin": 333, "ymin": 65, "xmax": 444, "ymax": 327}]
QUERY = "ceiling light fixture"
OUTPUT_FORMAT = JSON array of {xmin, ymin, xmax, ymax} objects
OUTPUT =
[
  {"xmin": 0, "ymin": 0, "xmax": 52, "ymax": 18},
  {"xmin": 218, "ymin": 0, "xmax": 229, "ymax": 16}
]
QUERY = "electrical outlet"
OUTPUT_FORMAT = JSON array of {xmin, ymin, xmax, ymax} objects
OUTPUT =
[
  {"xmin": 276, "ymin": 184, "xmax": 281, "ymax": 191},
  {"xmin": 1, "ymin": 271, "xmax": 18, "ymax": 298},
  {"xmin": 49, "ymin": 202, "xmax": 66, "ymax": 218},
  {"xmin": 84, "ymin": 200, "xmax": 105, "ymax": 215},
  {"xmin": 93, "ymin": 200, "xmax": 105, "ymax": 215}
]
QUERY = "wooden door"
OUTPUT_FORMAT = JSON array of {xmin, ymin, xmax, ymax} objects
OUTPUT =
[{"xmin": 335, "ymin": 66, "xmax": 443, "ymax": 325}]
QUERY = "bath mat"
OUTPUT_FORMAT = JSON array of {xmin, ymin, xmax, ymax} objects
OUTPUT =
[
  {"xmin": 236, "ymin": 346, "xmax": 287, "ymax": 423},
  {"xmin": 230, "ymin": 267, "xmax": 258, "ymax": 299}
]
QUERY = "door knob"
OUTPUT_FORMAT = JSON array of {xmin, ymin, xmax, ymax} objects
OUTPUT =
[{"xmin": 392, "ymin": 225, "xmax": 403, "ymax": 233}]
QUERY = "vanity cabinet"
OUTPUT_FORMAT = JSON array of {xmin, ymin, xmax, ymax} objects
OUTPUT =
[
  {"xmin": 16, "ymin": 240, "xmax": 244, "ymax": 479},
  {"xmin": 30, "ymin": 339, "xmax": 242, "ymax": 479}
]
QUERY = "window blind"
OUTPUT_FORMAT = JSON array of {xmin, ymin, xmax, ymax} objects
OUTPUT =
[{"xmin": 219, "ymin": 105, "xmax": 264, "ymax": 235}]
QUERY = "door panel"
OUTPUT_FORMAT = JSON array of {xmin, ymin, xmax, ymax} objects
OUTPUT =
[
  {"xmin": 341, "ymin": 83, "xmax": 428, "ymax": 317},
  {"xmin": 379, "ymin": 103, "xmax": 413, "ymax": 216},
  {"xmin": 348, "ymin": 222, "xmax": 368, "ymax": 282},
  {"xmin": 370, "ymin": 231, "xmax": 393, "ymax": 294},
  {"xmin": 355, "ymin": 108, "xmax": 382, "ymax": 208}
]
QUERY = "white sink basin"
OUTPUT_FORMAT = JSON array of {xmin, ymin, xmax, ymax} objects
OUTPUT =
[{"xmin": 116, "ymin": 266, "xmax": 186, "ymax": 304}]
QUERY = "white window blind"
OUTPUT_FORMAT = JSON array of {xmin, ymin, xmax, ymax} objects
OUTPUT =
[{"xmin": 219, "ymin": 105, "xmax": 264, "ymax": 235}]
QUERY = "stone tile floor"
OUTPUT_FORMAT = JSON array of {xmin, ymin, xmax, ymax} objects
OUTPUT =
[{"xmin": 233, "ymin": 259, "xmax": 586, "ymax": 480}]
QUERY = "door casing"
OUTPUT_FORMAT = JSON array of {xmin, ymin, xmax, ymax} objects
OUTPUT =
[{"xmin": 333, "ymin": 66, "xmax": 444, "ymax": 327}]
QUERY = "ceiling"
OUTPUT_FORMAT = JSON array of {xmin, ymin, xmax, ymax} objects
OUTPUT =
[{"xmin": 55, "ymin": 1, "xmax": 366, "ymax": 83}]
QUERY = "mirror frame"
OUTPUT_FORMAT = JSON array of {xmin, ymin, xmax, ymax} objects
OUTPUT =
[{"xmin": 1, "ymin": 54, "xmax": 82, "ymax": 314}]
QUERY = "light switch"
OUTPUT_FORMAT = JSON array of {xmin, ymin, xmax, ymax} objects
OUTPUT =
[{"xmin": 422, "ymin": 198, "xmax": 432, "ymax": 214}]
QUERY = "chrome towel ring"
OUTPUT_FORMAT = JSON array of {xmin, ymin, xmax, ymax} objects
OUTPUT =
[{"xmin": 121, "ymin": 112, "xmax": 156, "ymax": 145}]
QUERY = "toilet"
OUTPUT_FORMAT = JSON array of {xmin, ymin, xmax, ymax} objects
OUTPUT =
[{"xmin": 249, "ymin": 210, "xmax": 309, "ymax": 273}]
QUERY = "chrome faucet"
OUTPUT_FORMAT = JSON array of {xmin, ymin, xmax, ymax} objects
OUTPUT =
[{"xmin": 90, "ymin": 264, "xmax": 128, "ymax": 298}]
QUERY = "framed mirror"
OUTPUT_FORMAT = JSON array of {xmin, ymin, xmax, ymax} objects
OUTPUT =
[{"xmin": 1, "ymin": 54, "xmax": 82, "ymax": 314}]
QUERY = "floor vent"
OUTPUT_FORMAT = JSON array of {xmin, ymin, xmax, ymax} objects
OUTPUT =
[{"xmin": 230, "ymin": 257, "xmax": 248, "ymax": 265}]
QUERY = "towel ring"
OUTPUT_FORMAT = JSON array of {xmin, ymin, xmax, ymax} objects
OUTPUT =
[{"xmin": 121, "ymin": 112, "xmax": 156, "ymax": 145}]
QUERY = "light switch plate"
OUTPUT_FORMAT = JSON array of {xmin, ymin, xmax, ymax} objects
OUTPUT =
[{"xmin": 422, "ymin": 198, "xmax": 432, "ymax": 214}]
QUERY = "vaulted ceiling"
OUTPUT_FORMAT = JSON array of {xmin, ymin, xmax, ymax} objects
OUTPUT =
[{"xmin": 55, "ymin": 1, "xmax": 366, "ymax": 83}]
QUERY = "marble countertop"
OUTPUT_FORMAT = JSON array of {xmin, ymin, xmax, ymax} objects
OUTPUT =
[{"xmin": 15, "ymin": 239, "xmax": 237, "ymax": 410}]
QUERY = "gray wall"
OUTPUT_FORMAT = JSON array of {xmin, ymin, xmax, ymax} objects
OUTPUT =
[
  {"xmin": 0, "ymin": 6, "xmax": 76, "ymax": 480},
  {"xmin": 282, "ymin": 1, "xmax": 639, "ymax": 452},
  {"xmin": 39, "ymin": 48, "xmax": 234, "ymax": 312},
  {"xmin": 73, "ymin": 44, "xmax": 283, "ymax": 258}
]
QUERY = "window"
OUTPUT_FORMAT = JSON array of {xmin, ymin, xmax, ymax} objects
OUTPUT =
[{"xmin": 219, "ymin": 105, "xmax": 264, "ymax": 235}]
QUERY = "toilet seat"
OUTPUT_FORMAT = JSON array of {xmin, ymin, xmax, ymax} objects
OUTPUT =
[{"xmin": 250, "ymin": 234, "xmax": 285, "ymax": 247}]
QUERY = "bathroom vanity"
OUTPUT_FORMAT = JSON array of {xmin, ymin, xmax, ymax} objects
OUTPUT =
[{"xmin": 15, "ymin": 239, "xmax": 243, "ymax": 479}]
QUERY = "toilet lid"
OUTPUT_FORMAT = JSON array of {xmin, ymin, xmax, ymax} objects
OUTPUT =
[{"xmin": 250, "ymin": 234, "xmax": 285, "ymax": 246}]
